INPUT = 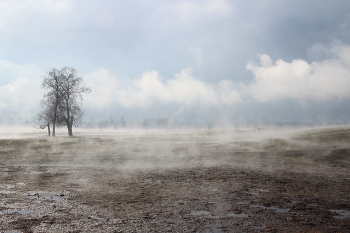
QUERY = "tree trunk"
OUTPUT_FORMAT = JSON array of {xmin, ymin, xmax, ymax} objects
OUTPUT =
[
  {"xmin": 66, "ymin": 117, "xmax": 73, "ymax": 136},
  {"xmin": 66, "ymin": 102, "xmax": 72, "ymax": 136},
  {"xmin": 52, "ymin": 98, "xmax": 59, "ymax": 137},
  {"xmin": 69, "ymin": 116, "xmax": 74, "ymax": 136},
  {"xmin": 66, "ymin": 113, "xmax": 73, "ymax": 136},
  {"xmin": 52, "ymin": 120, "xmax": 56, "ymax": 136},
  {"xmin": 68, "ymin": 124, "xmax": 73, "ymax": 136},
  {"xmin": 47, "ymin": 122, "xmax": 51, "ymax": 136}
]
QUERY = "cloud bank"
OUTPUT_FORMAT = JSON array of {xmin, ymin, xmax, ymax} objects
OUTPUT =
[
  {"xmin": 0, "ymin": 59, "xmax": 42, "ymax": 118},
  {"xmin": 1, "ymin": 40, "xmax": 350, "ymax": 122},
  {"xmin": 247, "ymin": 43, "xmax": 350, "ymax": 102},
  {"xmin": 83, "ymin": 43, "xmax": 350, "ymax": 110},
  {"xmin": 84, "ymin": 67, "xmax": 244, "ymax": 109}
]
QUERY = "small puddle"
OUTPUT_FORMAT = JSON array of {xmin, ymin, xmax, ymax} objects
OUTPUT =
[
  {"xmin": 248, "ymin": 189, "xmax": 268, "ymax": 195},
  {"xmin": 190, "ymin": 211, "xmax": 249, "ymax": 219},
  {"xmin": 4, "ymin": 209, "xmax": 42, "ymax": 217},
  {"xmin": 0, "ymin": 190, "xmax": 17, "ymax": 194},
  {"xmin": 190, "ymin": 211, "xmax": 210, "ymax": 216},
  {"xmin": 330, "ymin": 209, "xmax": 350, "ymax": 219},
  {"xmin": 4, "ymin": 204, "xmax": 14, "ymax": 208},
  {"xmin": 267, "ymin": 207, "xmax": 290, "ymax": 213},
  {"xmin": 0, "ymin": 185, "xmax": 15, "ymax": 189}
]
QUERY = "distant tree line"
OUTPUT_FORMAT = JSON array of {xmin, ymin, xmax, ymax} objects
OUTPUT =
[
  {"xmin": 81, "ymin": 117, "xmax": 186, "ymax": 129},
  {"xmin": 85, "ymin": 117, "xmax": 127, "ymax": 129},
  {"xmin": 141, "ymin": 118, "xmax": 183, "ymax": 128},
  {"xmin": 36, "ymin": 67, "xmax": 91, "ymax": 136}
]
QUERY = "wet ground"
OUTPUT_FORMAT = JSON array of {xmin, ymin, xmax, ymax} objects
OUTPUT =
[{"xmin": 0, "ymin": 127, "xmax": 349, "ymax": 232}]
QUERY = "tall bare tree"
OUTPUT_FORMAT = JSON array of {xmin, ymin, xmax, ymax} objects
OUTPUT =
[
  {"xmin": 38, "ymin": 67, "xmax": 90, "ymax": 136},
  {"xmin": 58, "ymin": 67, "xmax": 91, "ymax": 136},
  {"xmin": 38, "ymin": 68, "xmax": 65, "ymax": 136}
]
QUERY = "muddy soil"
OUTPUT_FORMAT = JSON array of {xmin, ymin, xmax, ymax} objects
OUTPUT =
[{"xmin": 0, "ymin": 127, "xmax": 349, "ymax": 232}]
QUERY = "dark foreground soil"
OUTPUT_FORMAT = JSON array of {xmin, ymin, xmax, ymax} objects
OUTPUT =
[{"xmin": 0, "ymin": 127, "xmax": 349, "ymax": 232}]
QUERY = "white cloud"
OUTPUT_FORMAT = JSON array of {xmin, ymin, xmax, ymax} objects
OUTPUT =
[
  {"xmin": 83, "ymin": 67, "xmax": 242, "ymax": 108},
  {"xmin": 84, "ymin": 44, "xmax": 350, "ymax": 109},
  {"xmin": 84, "ymin": 69, "xmax": 119, "ymax": 108},
  {"xmin": 0, "ymin": 60, "xmax": 42, "ymax": 117},
  {"xmin": 117, "ymin": 68, "xmax": 220, "ymax": 107},
  {"xmin": 246, "ymin": 44, "xmax": 350, "ymax": 102},
  {"xmin": 218, "ymin": 80, "xmax": 242, "ymax": 105}
]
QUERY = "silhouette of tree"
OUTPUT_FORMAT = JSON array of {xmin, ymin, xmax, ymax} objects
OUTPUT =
[
  {"xmin": 59, "ymin": 67, "xmax": 91, "ymax": 136},
  {"xmin": 37, "ymin": 67, "xmax": 90, "ymax": 136}
]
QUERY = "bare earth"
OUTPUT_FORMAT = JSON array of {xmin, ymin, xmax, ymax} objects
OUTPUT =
[{"xmin": 0, "ymin": 127, "xmax": 349, "ymax": 232}]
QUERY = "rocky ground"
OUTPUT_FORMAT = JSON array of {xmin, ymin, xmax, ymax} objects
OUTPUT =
[{"xmin": 0, "ymin": 127, "xmax": 349, "ymax": 232}]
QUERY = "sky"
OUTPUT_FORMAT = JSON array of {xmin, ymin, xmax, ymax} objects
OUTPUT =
[{"xmin": 1, "ymin": 0, "xmax": 350, "ymax": 124}]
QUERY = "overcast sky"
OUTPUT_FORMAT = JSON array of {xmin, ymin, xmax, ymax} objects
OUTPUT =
[{"xmin": 1, "ymin": 0, "xmax": 350, "ymax": 123}]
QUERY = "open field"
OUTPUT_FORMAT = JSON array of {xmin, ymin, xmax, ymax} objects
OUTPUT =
[{"xmin": 0, "ymin": 126, "xmax": 349, "ymax": 232}]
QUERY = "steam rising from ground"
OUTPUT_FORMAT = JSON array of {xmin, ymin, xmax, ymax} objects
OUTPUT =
[
  {"xmin": 1, "ymin": 126, "xmax": 349, "ymax": 174},
  {"xmin": 1, "ymin": 127, "xmax": 349, "ymax": 232}
]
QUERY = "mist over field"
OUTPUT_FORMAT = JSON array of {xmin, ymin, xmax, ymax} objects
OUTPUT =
[
  {"xmin": 0, "ymin": 125, "xmax": 349, "ymax": 172},
  {"xmin": 1, "ymin": 125, "xmax": 350, "ymax": 232}
]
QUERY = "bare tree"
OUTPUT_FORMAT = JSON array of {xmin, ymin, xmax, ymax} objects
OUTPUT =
[
  {"xmin": 38, "ymin": 68, "xmax": 65, "ymax": 136},
  {"xmin": 37, "ymin": 67, "xmax": 90, "ymax": 136},
  {"xmin": 58, "ymin": 67, "xmax": 91, "ymax": 136}
]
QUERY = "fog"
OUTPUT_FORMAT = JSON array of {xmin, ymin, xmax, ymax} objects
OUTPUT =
[
  {"xmin": 1, "ymin": 125, "xmax": 349, "ymax": 174},
  {"xmin": 1, "ymin": 126, "xmax": 349, "ymax": 232}
]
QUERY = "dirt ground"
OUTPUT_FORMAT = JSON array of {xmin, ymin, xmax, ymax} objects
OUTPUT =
[{"xmin": 0, "ymin": 127, "xmax": 349, "ymax": 232}]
